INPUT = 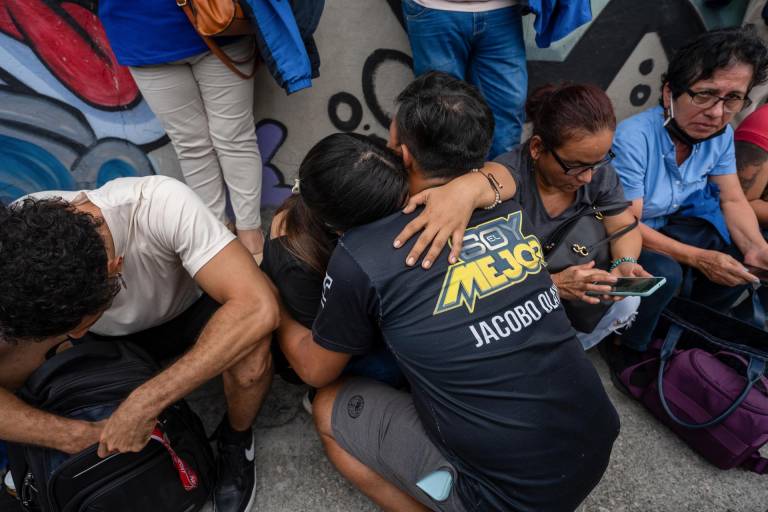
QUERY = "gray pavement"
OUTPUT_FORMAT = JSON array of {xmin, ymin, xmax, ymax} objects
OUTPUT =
[{"xmin": 190, "ymin": 351, "xmax": 768, "ymax": 512}]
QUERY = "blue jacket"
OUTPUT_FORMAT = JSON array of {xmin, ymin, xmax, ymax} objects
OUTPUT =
[
  {"xmin": 521, "ymin": 0, "xmax": 592, "ymax": 48},
  {"xmin": 243, "ymin": 0, "xmax": 324, "ymax": 94}
]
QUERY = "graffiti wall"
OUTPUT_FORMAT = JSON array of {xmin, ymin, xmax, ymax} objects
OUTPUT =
[{"xmin": 0, "ymin": 0, "xmax": 754, "ymax": 207}]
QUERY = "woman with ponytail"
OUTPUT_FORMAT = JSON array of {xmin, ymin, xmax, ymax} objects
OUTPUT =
[
  {"xmin": 495, "ymin": 83, "xmax": 648, "ymax": 350},
  {"xmin": 393, "ymin": 83, "xmax": 650, "ymax": 352},
  {"xmin": 261, "ymin": 133, "xmax": 408, "ymax": 397}
]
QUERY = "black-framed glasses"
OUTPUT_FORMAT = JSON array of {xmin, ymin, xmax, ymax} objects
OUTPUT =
[
  {"xmin": 685, "ymin": 88, "xmax": 752, "ymax": 114},
  {"xmin": 550, "ymin": 148, "xmax": 615, "ymax": 176}
]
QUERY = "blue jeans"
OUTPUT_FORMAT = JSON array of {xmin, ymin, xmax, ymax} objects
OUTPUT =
[
  {"xmin": 402, "ymin": 0, "xmax": 527, "ymax": 158},
  {"xmin": 344, "ymin": 347, "xmax": 405, "ymax": 389},
  {"xmin": 620, "ymin": 251, "xmax": 682, "ymax": 352}
]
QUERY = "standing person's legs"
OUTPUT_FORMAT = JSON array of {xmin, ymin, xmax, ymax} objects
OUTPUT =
[
  {"xmin": 468, "ymin": 6, "xmax": 527, "ymax": 158},
  {"xmin": 129, "ymin": 61, "xmax": 228, "ymax": 224},
  {"xmin": 402, "ymin": 0, "xmax": 472, "ymax": 80},
  {"xmin": 192, "ymin": 38, "xmax": 264, "ymax": 257}
]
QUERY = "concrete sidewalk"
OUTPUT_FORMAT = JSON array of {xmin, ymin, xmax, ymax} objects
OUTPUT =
[
  {"xmin": 190, "ymin": 351, "xmax": 768, "ymax": 512},
  {"xmin": 2, "ymin": 352, "xmax": 763, "ymax": 512}
]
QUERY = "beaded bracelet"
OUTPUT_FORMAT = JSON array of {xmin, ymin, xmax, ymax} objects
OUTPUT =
[
  {"xmin": 471, "ymin": 168, "xmax": 503, "ymax": 210},
  {"xmin": 609, "ymin": 256, "xmax": 638, "ymax": 271}
]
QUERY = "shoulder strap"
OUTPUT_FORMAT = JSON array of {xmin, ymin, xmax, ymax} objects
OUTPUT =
[
  {"xmin": 178, "ymin": 2, "xmax": 256, "ymax": 80},
  {"xmin": 656, "ymin": 321, "xmax": 768, "ymax": 429},
  {"xmin": 586, "ymin": 217, "xmax": 639, "ymax": 252},
  {"xmin": 544, "ymin": 200, "xmax": 633, "ymax": 250}
]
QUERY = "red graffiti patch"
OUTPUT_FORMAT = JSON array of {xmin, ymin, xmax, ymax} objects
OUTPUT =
[{"xmin": 0, "ymin": 0, "xmax": 139, "ymax": 109}]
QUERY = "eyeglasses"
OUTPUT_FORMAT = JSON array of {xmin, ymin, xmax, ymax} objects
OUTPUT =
[
  {"xmin": 550, "ymin": 148, "xmax": 615, "ymax": 176},
  {"xmin": 685, "ymin": 89, "xmax": 752, "ymax": 114}
]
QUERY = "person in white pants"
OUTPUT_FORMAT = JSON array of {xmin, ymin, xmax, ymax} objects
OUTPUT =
[{"xmin": 129, "ymin": 37, "xmax": 264, "ymax": 259}]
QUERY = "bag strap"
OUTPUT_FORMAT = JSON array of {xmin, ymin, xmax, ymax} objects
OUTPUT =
[
  {"xmin": 746, "ymin": 285, "xmax": 766, "ymax": 330},
  {"xmin": 681, "ymin": 265, "xmax": 766, "ymax": 331},
  {"xmin": 656, "ymin": 323, "xmax": 767, "ymax": 429},
  {"xmin": 543, "ymin": 201, "xmax": 633, "ymax": 251},
  {"xmin": 712, "ymin": 351, "xmax": 768, "ymax": 395},
  {"xmin": 661, "ymin": 298, "xmax": 766, "ymax": 359},
  {"xmin": 177, "ymin": 1, "xmax": 256, "ymax": 80},
  {"xmin": 586, "ymin": 217, "xmax": 639, "ymax": 252},
  {"xmin": 21, "ymin": 342, "xmax": 124, "ymax": 395}
]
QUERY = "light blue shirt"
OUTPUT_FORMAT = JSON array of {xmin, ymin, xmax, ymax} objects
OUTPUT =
[{"xmin": 612, "ymin": 106, "xmax": 736, "ymax": 230}]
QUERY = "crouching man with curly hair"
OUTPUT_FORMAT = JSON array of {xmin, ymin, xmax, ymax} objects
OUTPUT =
[{"xmin": 0, "ymin": 176, "xmax": 278, "ymax": 512}]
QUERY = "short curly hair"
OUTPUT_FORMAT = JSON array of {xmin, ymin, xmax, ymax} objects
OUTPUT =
[
  {"xmin": 0, "ymin": 198, "xmax": 121, "ymax": 342},
  {"xmin": 662, "ymin": 26, "xmax": 768, "ymax": 104}
]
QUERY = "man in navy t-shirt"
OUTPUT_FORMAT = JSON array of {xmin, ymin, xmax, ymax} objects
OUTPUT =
[{"xmin": 280, "ymin": 72, "xmax": 620, "ymax": 512}]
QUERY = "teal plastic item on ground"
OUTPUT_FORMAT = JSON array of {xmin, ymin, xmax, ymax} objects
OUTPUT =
[{"xmin": 416, "ymin": 469, "xmax": 453, "ymax": 502}]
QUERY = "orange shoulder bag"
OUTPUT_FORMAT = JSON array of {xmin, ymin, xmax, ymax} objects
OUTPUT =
[{"xmin": 176, "ymin": 0, "xmax": 256, "ymax": 79}]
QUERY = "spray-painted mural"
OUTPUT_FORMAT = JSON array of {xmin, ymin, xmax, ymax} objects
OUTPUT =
[
  {"xmin": 0, "ymin": 0, "xmax": 292, "ymax": 206},
  {"xmin": 0, "ymin": 0, "xmax": 756, "ymax": 206}
]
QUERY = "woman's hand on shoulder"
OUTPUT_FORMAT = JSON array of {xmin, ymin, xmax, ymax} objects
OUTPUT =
[
  {"xmin": 392, "ymin": 163, "xmax": 516, "ymax": 269},
  {"xmin": 393, "ymin": 180, "xmax": 473, "ymax": 269},
  {"xmin": 551, "ymin": 261, "xmax": 616, "ymax": 304}
]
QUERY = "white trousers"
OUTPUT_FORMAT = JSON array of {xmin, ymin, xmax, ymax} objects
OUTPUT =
[{"xmin": 130, "ymin": 38, "xmax": 262, "ymax": 229}]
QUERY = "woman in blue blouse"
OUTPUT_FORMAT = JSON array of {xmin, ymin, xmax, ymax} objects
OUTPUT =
[
  {"xmin": 97, "ymin": 0, "xmax": 265, "ymax": 260},
  {"xmin": 611, "ymin": 27, "xmax": 768, "ymax": 359}
]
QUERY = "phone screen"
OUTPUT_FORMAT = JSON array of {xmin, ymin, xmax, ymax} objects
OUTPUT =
[
  {"xmin": 744, "ymin": 265, "xmax": 768, "ymax": 284},
  {"xmin": 611, "ymin": 277, "xmax": 666, "ymax": 294}
]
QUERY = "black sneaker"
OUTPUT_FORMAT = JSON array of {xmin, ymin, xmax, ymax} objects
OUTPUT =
[{"xmin": 214, "ymin": 430, "xmax": 257, "ymax": 512}]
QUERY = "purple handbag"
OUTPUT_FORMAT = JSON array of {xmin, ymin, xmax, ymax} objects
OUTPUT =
[{"xmin": 619, "ymin": 298, "xmax": 768, "ymax": 473}]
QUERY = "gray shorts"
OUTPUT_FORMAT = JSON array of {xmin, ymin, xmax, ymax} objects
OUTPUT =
[{"xmin": 331, "ymin": 377, "xmax": 468, "ymax": 512}]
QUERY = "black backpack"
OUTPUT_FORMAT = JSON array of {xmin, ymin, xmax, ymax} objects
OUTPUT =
[{"xmin": 7, "ymin": 341, "xmax": 215, "ymax": 512}]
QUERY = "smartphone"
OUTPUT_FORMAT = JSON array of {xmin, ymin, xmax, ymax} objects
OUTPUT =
[
  {"xmin": 586, "ymin": 276, "xmax": 667, "ymax": 297},
  {"xmin": 744, "ymin": 264, "xmax": 768, "ymax": 284}
]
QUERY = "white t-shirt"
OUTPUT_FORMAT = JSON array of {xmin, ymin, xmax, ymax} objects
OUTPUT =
[
  {"xmin": 412, "ymin": 0, "xmax": 516, "ymax": 12},
  {"xmin": 25, "ymin": 176, "xmax": 236, "ymax": 336}
]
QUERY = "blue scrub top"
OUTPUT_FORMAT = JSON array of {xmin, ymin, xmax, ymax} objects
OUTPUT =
[
  {"xmin": 612, "ymin": 105, "xmax": 736, "ymax": 230},
  {"xmin": 98, "ymin": 0, "xmax": 210, "ymax": 66}
]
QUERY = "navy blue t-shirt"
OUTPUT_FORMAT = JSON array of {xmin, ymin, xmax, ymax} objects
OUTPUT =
[
  {"xmin": 313, "ymin": 200, "xmax": 620, "ymax": 512},
  {"xmin": 98, "ymin": 1, "xmax": 211, "ymax": 66}
]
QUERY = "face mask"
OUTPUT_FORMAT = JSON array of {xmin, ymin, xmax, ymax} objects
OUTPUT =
[{"xmin": 663, "ymin": 98, "xmax": 726, "ymax": 146}]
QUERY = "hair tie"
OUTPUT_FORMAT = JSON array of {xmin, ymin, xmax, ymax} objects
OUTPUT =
[{"xmin": 291, "ymin": 178, "xmax": 300, "ymax": 195}]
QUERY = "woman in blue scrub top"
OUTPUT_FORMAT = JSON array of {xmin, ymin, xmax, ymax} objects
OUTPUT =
[{"xmin": 611, "ymin": 27, "xmax": 768, "ymax": 362}]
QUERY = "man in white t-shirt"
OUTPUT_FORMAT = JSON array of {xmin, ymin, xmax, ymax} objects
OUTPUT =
[
  {"xmin": 0, "ymin": 176, "xmax": 279, "ymax": 512},
  {"xmin": 402, "ymin": 0, "xmax": 526, "ymax": 158}
]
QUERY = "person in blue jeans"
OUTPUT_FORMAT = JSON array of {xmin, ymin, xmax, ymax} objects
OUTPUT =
[{"xmin": 402, "ymin": 0, "xmax": 527, "ymax": 158}]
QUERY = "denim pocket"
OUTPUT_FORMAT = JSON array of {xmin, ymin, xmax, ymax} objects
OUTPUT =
[{"xmin": 402, "ymin": 0, "xmax": 429, "ymax": 20}]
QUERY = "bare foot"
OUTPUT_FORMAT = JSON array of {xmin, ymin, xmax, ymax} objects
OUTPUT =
[{"xmin": 237, "ymin": 228, "xmax": 265, "ymax": 261}]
